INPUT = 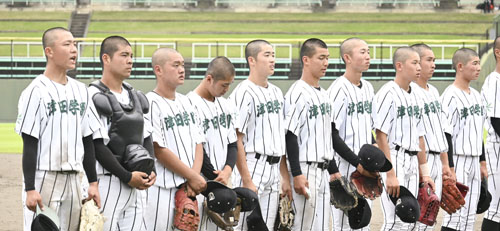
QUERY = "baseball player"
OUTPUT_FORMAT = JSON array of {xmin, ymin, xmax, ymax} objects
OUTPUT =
[
  {"xmin": 327, "ymin": 37, "xmax": 378, "ymax": 231},
  {"xmin": 88, "ymin": 36, "xmax": 156, "ymax": 231},
  {"xmin": 373, "ymin": 47, "xmax": 434, "ymax": 230},
  {"xmin": 284, "ymin": 38, "xmax": 341, "ymax": 231},
  {"xmin": 481, "ymin": 36, "xmax": 500, "ymax": 230},
  {"xmin": 441, "ymin": 48, "xmax": 488, "ymax": 231},
  {"xmin": 409, "ymin": 44, "xmax": 454, "ymax": 230},
  {"xmin": 228, "ymin": 39, "xmax": 290, "ymax": 230},
  {"xmin": 187, "ymin": 56, "xmax": 238, "ymax": 230},
  {"xmin": 16, "ymin": 27, "xmax": 101, "ymax": 231},
  {"xmin": 144, "ymin": 48, "xmax": 207, "ymax": 231}
]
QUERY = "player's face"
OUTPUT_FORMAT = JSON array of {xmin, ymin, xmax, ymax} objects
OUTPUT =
[
  {"xmin": 419, "ymin": 49, "xmax": 436, "ymax": 80},
  {"xmin": 210, "ymin": 75, "xmax": 234, "ymax": 97},
  {"xmin": 401, "ymin": 53, "xmax": 421, "ymax": 82},
  {"xmin": 108, "ymin": 44, "xmax": 133, "ymax": 80},
  {"xmin": 48, "ymin": 30, "xmax": 78, "ymax": 70},
  {"xmin": 254, "ymin": 44, "xmax": 275, "ymax": 77},
  {"xmin": 308, "ymin": 47, "xmax": 329, "ymax": 78},
  {"xmin": 161, "ymin": 52, "xmax": 185, "ymax": 87},
  {"xmin": 462, "ymin": 56, "xmax": 481, "ymax": 81},
  {"xmin": 350, "ymin": 42, "xmax": 370, "ymax": 72}
]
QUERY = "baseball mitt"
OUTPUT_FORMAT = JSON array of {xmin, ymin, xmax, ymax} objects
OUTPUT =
[
  {"xmin": 417, "ymin": 182, "xmax": 440, "ymax": 226},
  {"xmin": 174, "ymin": 186, "xmax": 200, "ymax": 231},
  {"xmin": 330, "ymin": 176, "xmax": 358, "ymax": 210},
  {"xmin": 205, "ymin": 200, "xmax": 239, "ymax": 231},
  {"xmin": 274, "ymin": 195, "xmax": 294, "ymax": 231},
  {"xmin": 79, "ymin": 200, "xmax": 104, "ymax": 231},
  {"xmin": 440, "ymin": 179, "xmax": 467, "ymax": 215},
  {"xmin": 350, "ymin": 170, "xmax": 383, "ymax": 200}
]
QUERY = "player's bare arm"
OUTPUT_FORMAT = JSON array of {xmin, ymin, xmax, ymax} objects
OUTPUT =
[
  {"xmin": 417, "ymin": 136, "xmax": 435, "ymax": 190},
  {"xmin": 376, "ymin": 129, "xmax": 400, "ymax": 197},
  {"xmin": 280, "ymin": 155, "xmax": 292, "ymax": 199},
  {"xmin": 235, "ymin": 131, "xmax": 257, "ymax": 193}
]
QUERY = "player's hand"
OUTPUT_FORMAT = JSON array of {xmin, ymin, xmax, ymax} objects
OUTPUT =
[
  {"xmin": 85, "ymin": 182, "xmax": 101, "ymax": 208},
  {"xmin": 450, "ymin": 167, "xmax": 457, "ymax": 183},
  {"xmin": 213, "ymin": 166, "xmax": 232, "ymax": 186},
  {"xmin": 243, "ymin": 177, "xmax": 257, "ymax": 193},
  {"xmin": 143, "ymin": 171, "xmax": 156, "ymax": 189},
  {"xmin": 442, "ymin": 165, "xmax": 453, "ymax": 181},
  {"xmin": 329, "ymin": 172, "xmax": 342, "ymax": 182},
  {"xmin": 186, "ymin": 184, "xmax": 197, "ymax": 197},
  {"xmin": 356, "ymin": 164, "xmax": 379, "ymax": 178},
  {"xmin": 293, "ymin": 174, "xmax": 310, "ymax": 200},
  {"xmin": 386, "ymin": 171, "xmax": 400, "ymax": 198},
  {"xmin": 128, "ymin": 171, "xmax": 149, "ymax": 189},
  {"xmin": 187, "ymin": 172, "xmax": 207, "ymax": 195},
  {"xmin": 480, "ymin": 161, "xmax": 488, "ymax": 180},
  {"xmin": 421, "ymin": 176, "xmax": 435, "ymax": 192},
  {"xmin": 281, "ymin": 178, "xmax": 293, "ymax": 200},
  {"xmin": 26, "ymin": 190, "xmax": 43, "ymax": 212}
]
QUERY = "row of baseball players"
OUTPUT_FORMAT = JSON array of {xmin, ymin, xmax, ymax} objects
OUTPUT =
[{"xmin": 16, "ymin": 26, "xmax": 500, "ymax": 231}]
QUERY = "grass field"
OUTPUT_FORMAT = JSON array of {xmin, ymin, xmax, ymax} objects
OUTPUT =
[{"xmin": 0, "ymin": 123, "xmax": 21, "ymax": 154}]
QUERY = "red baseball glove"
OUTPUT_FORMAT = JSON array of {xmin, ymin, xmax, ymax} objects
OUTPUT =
[
  {"xmin": 417, "ymin": 182, "xmax": 440, "ymax": 226},
  {"xmin": 174, "ymin": 186, "xmax": 200, "ymax": 231}
]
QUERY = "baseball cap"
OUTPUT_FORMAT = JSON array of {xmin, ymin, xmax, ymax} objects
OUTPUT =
[
  {"xmin": 358, "ymin": 144, "xmax": 392, "ymax": 172},
  {"xmin": 31, "ymin": 205, "xmax": 59, "ymax": 231},
  {"xmin": 233, "ymin": 187, "xmax": 258, "ymax": 212},
  {"xmin": 389, "ymin": 186, "xmax": 420, "ymax": 223},
  {"xmin": 347, "ymin": 197, "xmax": 371, "ymax": 229},
  {"xmin": 477, "ymin": 178, "xmax": 492, "ymax": 214},
  {"xmin": 246, "ymin": 202, "xmax": 268, "ymax": 231},
  {"xmin": 202, "ymin": 180, "xmax": 237, "ymax": 214}
]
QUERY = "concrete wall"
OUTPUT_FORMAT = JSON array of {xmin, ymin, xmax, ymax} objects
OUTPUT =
[{"xmin": 1, "ymin": 77, "xmax": 485, "ymax": 122}]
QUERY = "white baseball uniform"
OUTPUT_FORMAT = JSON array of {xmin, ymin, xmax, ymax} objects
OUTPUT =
[
  {"xmin": 187, "ymin": 91, "xmax": 238, "ymax": 231},
  {"xmin": 284, "ymin": 79, "xmax": 333, "ymax": 231},
  {"xmin": 144, "ymin": 91, "xmax": 204, "ymax": 231},
  {"xmin": 372, "ymin": 81, "xmax": 425, "ymax": 231},
  {"xmin": 482, "ymin": 72, "xmax": 500, "ymax": 224},
  {"xmin": 16, "ymin": 74, "xmax": 101, "ymax": 231},
  {"xmin": 88, "ymin": 84, "xmax": 151, "ymax": 231},
  {"xmin": 228, "ymin": 79, "xmax": 285, "ymax": 231},
  {"xmin": 411, "ymin": 82, "xmax": 449, "ymax": 231},
  {"xmin": 441, "ymin": 84, "xmax": 485, "ymax": 230},
  {"xmin": 327, "ymin": 76, "xmax": 374, "ymax": 231}
]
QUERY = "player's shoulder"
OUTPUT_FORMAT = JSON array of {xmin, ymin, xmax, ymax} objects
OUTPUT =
[
  {"xmin": 469, "ymin": 87, "xmax": 481, "ymax": 97},
  {"xmin": 267, "ymin": 81, "xmax": 284, "ymax": 96},
  {"xmin": 375, "ymin": 81, "xmax": 396, "ymax": 96},
  {"xmin": 145, "ymin": 91, "xmax": 161, "ymax": 102},
  {"xmin": 327, "ymin": 76, "xmax": 347, "ymax": 93}
]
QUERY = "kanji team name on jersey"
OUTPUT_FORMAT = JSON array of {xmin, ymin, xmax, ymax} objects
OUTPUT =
[
  {"xmin": 460, "ymin": 104, "xmax": 484, "ymax": 119},
  {"xmin": 309, "ymin": 102, "xmax": 332, "ymax": 119},
  {"xmin": 423, "ymin": 100, "xmax": 441, "ymax": 116},
  {"xmin": 397, "ymin": 105, "xmax": 421, "ymax": 118},
  {"xmin": 201, "ymin": 112, "xmax": 233, "ymax": 133},
  {"xmin": 256, "ymin": 100, "xmax": 281, "ymax": 117},
  {"xmin": 164, "ymin": 111, "xmax": 196, "ymax": 130},
  {"xmin": 47, "ymin": 99, "xmax": 86, "ymax": 116},
  {"xmin": 347, "ymin": 100, "xmax": 372, "ymax": 115}
]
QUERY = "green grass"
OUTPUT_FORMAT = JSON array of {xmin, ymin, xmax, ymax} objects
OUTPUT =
[{"xmin": 0, "ymin": 123, "xmax": 22, "ymax": 154}]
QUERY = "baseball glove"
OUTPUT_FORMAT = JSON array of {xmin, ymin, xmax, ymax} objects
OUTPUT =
[
  {"xmin": 205, "ymin": 200, "xmax": 239, "ymax": 231},
  {"xmin": 174, "ymin": 186, "xmax": 200, "ymax": 231},
  {"xmin": 417, "ymin": 182, "xmax": 440, "ymax": 226},
  {"xmin": 79, "ymin": 200, "xmax": 104, "ymax": 231},
  {"xmin": 330, "ymin": 176, "xmax": 358, "ymax": 210},
  {"xmin": 440, "ymin": 179, "xmax": 468, "ymax": 215},
  {"xmin": 350, "ymin": 170, "xmax": 383, "ymax": 200},
  {"xmin": 274, "ymin": 195, "xmax": 294, "ymax": 231}
]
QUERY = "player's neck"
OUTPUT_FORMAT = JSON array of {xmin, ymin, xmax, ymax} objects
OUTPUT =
[
  {"xmin": 43, "ymin": 64, "xmax": 68, "ymax": 85},
  {"xmin": 301, "ymin": 70, "xmax": 320, "ymax": 88},
  {"xmin": 453, "ymin": 76, "xmax": 471, "ymax": 93},
  {"xmin": 194, "ymin": 83, "xmax": 215, "ymax": 102},
  {"xmin": 415, "ymin": 77, "xmax": 429, "ymax": 90},
  {"xmin": 343, "ymin": 69, "xmax": 362, "ymax": 86},
  {"xmin": 248, "ymin": 72, "xmax": 268, "ymax": 88},
  {"xmin": 101, "ymin": 74, "xmax": 124, "ymax": 93},
  {"xmin": 155, "ymin": 83, "xmax": 176, "ymax": 100},
  {"xmin": 394, "ymin": 75, "xmax": 411, "ymax": 92},
  {"xmin": 496, "ymin": 63, "xmax": 500, "ymax": 74}
]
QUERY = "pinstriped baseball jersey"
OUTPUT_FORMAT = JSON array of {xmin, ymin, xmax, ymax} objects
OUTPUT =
[
  {"xmin": 482, "ymin": 71, "xmax": 500, "ymax": 143},
  {"xmin": 373, "ymin": 81, "xmax": 425, "ymax": 152},
  {"xmin": 228, "ymin": 79, "xmax": 285, "ymax": 157},
  {"xmin": 15, "ymin": 74, "xmax": 101, "ymax": 172},
  {"xmin": 411, "ymin": 82, "xmax": 449, "ymax": 153},
  {"xmin": 89, "ymin": 85, "xmax": 152, "ymax": 175},
  {"xmin": 441, "ymin": 85, "xmax": 485, "ymax": 156},
  {"xmin": 187, "ymin": 92, "xmax": 238, "ymax": 171},
  {"xmin": 284, "ymin": 79, "xmax": 333, "ymax": 162},
  {"xmin": 327, "ymin": 76, "xmax": 374, "ymax": 153},
  {"xmin": 145, "ymin": 91, "xmax": 204, "ymax": 189}
]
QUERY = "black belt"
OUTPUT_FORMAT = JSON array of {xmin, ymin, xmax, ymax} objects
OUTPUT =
[
  {"xmin": 395, "ymin": 145, "xmax": 418, "ymax": 156},
  {"xmin": 306, "ymin": 161, "xmax": 330, "ymax": 170},
  {"xmin": 428, "ymin": 150, "xmax": 440, "ymax": 155},
  {"xmin": 255, "ymin": 153, "xmax": 281, "ymax": 164}
]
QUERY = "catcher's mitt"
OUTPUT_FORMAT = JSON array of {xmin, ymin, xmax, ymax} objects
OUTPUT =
[
  {"xmin": 350, "ymin": 170, "xmax": 383, "ymax": 200},
  {"xmin": 174, "ymin": 186, "xmax": 200, "ymax": 231},
  {"xmin": 417, "ymin": 182, "xmax": 439, "ymax": 226},
  {"xmin": 79, "ymin": 200, "xmax": 104, "ymax": 231},
  {"xmin": 205, "ymin": 200, "xmax": 240, "ymax": 231},
  {"xmin": 274, "ymin": 196, "xmax": 294, "ymax": 231},
  {"xmin": 440, "ymin": 180, "xmax": 467, "ymax": 215},
  {"xmin": 330, "ymin": 176, "xmax": 358, "ymax": 210}
]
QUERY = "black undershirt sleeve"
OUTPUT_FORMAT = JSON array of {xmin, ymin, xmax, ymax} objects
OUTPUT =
[
  {"xmin": 480, "ymin": 142, "xmax": 486, "ymax": 162},
  {"xmin": 201, "ymin": 148, "xmax": 217, "ymax": 180},
  {"xmin": 94, "ymin": 138, "xmax": 132, "ymax": 183},
  {"xmin": 143, "ymin": 136, "xmax": 156, "ymax": 174},
  {"xmin": 331, "ymin": 122, "xmax": 360, "ymax": 167},
  {"xmin": 327, "ymin": 156, "xmax": 339, "ymax": 174},
  {"xmin": 445, "ymin": 133, "xmax": 454, "ymax": 168},
  {"xmin": 372, "ymin": 133, "xmax": 376, "ymax": 144},
  {"xmin": 224, "ymin": 142, "xmax": 237, "ymax": 170},
  {"xmin": 22, "ymin": 133, "xmax": 38, "ymax": 191},
  {"xmin": 82, "ymin": 135, "xmax": 97, "ymax": 183},
  {"xmin": 286, "ymin": 131, "xmax": 302, "ymax": 177},
  {"xmin": 491, "ymin": 117, "xmax": 500, "ymax": 137}
]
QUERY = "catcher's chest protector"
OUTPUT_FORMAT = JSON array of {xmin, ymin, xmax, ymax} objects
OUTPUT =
[{"xmin": 91, "ymin": 81, "xmax": 147, "ymax": 160}]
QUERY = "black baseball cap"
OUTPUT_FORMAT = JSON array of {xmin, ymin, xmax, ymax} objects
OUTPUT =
[
  {"xmin": 233, "ymin": 187, "xmax": 258, "ymax": 212},
  {"xmin": 389, "ymin": 186, "xmax": 420, "ymax": 223},
  {"xmin": 358, "ymin": 144, "xmax": 392, "ymax": 172},
  {"xmin": 246, "ymin": 202, "xmax": 269, "ymax": 231},
  {"xmin": 477, "ymin": 178, "xmax": 492, "ymax": 214},
  {"xmin": 202, "ymin": 180, "xmax": 237, "ymax": 214},
  {"xmin": 347, "ymin": 197, "xmax": 371, "ymax": 229},
  {"xmin": 31, "ymin": 205, "xmax": 59, "ymax": 231}
]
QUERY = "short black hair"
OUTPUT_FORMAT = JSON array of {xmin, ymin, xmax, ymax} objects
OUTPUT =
[
  {"xmin": 392, "ymin": 46, "xmax": 418, "ymax": 68},
  {"xmin": 206, "ymin": 56, "xmax": 235, "ymax": 81},
  {"xmin": 452, "ymin": 48, "xmax": 478, "ymax": 70},
  {"xmin": 42, "ymin": 27, "xmax": 71, "ymax": 55},
  {"xmin": 300, "ymin": 38, "xmax": 328, "ymax": 65},
  {"xmin": 245, "ymin": 40, "xmax": 271, "ymax": 65},
  {"xmin": 99, "ymin": 36, "xmax": 131, "ymax": 65},
  {"xmin": 410, "ymin": 43, "xmax": 432, "ymax": 58}
]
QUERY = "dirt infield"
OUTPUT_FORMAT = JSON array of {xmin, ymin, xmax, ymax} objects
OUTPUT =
[{"xmin": 0, "ymin": 153, "xmax": 484, "ymax": 230}]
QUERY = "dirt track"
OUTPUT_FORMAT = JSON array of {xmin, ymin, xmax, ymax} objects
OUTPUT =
[{"xmin": 0, "ymin": 153, "xmax": 484, "ymax": 230}]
